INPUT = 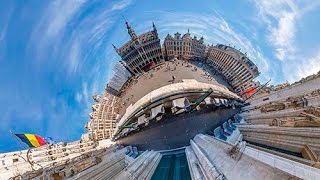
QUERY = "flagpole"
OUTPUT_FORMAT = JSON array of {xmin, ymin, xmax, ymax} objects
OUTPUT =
[
  {"xmin": 10, "ymin": 130, "xmax": 28, "ymax": 150},
  {"xmin": 244, "ymin": 79, "xmax": 271, "ymax": 102}
]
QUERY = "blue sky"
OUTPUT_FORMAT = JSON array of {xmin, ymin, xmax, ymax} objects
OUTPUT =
[{"xmin": 0, "ymin": 0, "xmax": 319, "ymax": 152}]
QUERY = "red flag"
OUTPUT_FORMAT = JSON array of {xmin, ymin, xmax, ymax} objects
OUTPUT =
[{"xmin": 241, "ymin": 87, "xmax": 256, "ymax": 96}]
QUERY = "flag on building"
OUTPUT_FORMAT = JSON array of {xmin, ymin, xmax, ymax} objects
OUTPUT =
[
  {"xmin": 15, "ymin": 133, "xmax": 47, "ymax": 148},
  {"xmin": 240, "ymin": 87, "xmax": 257, "ymax": 96}
]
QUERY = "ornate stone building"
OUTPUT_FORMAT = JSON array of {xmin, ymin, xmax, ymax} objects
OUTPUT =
[
  {"xmin": 238, "ymin": 72, "xmax": 320, "ymax": 169},
  {"xmin": 163, "ymin": 30, "xmax": 206, "ymax": 61},
  {"xmin": 206, "ymin": 44, "xmax": 260, "ymax": 94},
  {"xmin": 0, "ymin": 142, "xmax": 162, "ymax": 180},
  {"xmin": 113, "ymin": 22, "xmax": 163, "ymax": 75},
  {"xmin": 86, "ymin": 91, "xmax": 120, "ymax": 140},
  {"xmin": 0, "ymin": 139, "xmax": 106, "ymax": 179}
]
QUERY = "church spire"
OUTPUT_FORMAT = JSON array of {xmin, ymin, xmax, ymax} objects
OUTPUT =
[
  {"xmin": 152, "ymin": 22, "xmax": 158, "ymax": 37},
  {"xmin": 112, "ymin": 44, "xmax": 120, "ymax": 55},
  {"xmin": 125, "ymin": 21, "xmax": 137, "ymax": 40}
]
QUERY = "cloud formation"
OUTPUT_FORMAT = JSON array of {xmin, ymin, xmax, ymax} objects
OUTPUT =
[
  {"xmin": 0, "ymin": 0, "xmax": 134, "ymax": 152},
  {"xmin": 112, "ymin": 0, "xmax": 133, "ymax": 11},
  {"xmin": 254, "ymin": 0, "xmax": 320, "ymax": 82}
]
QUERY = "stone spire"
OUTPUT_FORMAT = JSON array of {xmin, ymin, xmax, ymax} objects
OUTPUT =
[
  {"xmin": 125, "ymin": 21, "xmax": 137, "ymax": 40},
  {"xmin": 152, "ymin": 22, "xmax": 158, "ymax": 37},
  {"xmin": 112, "ymin": 44, "xmax": 120, "ymax": 55}
]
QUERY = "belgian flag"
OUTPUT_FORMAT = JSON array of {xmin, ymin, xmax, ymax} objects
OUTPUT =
[{"xmin": 15, "ymin": 134, "xmax": 47, "ymax": 148}]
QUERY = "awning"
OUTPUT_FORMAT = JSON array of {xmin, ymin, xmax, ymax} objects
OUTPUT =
[
  {"xmin": 122, "ymin": 128, "xmax": 129, "ymax": 134},
  {"xmin": 138, "ymin": 115, "xmax": 148, "ymax": 125},
  {"xmin": 150, "ymin": 104, "xmax": 165, "ymax": 119},
  {"xmin": 213, "ymin": 98, "xmax": 221, "ymax": 106},
  {"xmin": 220, "ymin": 99, "xmax": 228, "ymax": 106},
  {"xmin": 204, "ymin": 97, "xmax": 213, "ymax": 105},
  {"xmin": 172, "ymin": 97, "xmax": 191, "ymax": 109}
]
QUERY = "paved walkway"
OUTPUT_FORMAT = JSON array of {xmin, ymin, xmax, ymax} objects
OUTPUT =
[{"xmin": 118, "ymin": 60, "xmax": 232, "ymax": 115}]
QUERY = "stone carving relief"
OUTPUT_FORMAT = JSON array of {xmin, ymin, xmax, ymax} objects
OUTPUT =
[
  {"xmin": 287, "ymin": 96, "xmax": 308, "ymax": 109},
  {"xmin": 270, "ymin": 107, "xmax": 320, "ymax": 127},
  {"xmin": 308, "ymin": 89, "xmax": 320, "ymax": 98},
  {"xmin": 258, "ymin": 95, "xmax": 311, "ymax": 113},
  {"xmin": 301, "ymin": 145, "xmax": 320, "ymax": 168},
  {"xmin": 304, "ymin": 106, "xmax": 320, "ymax": 117},
  {"xmin": 260, "ymin": 102, "xmax": 286, "ymax": 113},
  {"xmin": 271, "ymin": 117, "xmax": 320, "ymax": 127},
  {"xmin": 17, "ymin": 148, "xmax": 107, "ymax": 180}
]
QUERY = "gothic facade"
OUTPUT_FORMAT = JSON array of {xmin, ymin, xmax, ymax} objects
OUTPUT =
[{"xmin": 113, "ymin": 22, "xmax": 163, "ymax": 75}]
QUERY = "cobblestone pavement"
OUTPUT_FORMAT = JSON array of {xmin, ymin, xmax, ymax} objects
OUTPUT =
[{"xmin": 118, "ymin": 61, "xmax": 232, "ymax": 115}]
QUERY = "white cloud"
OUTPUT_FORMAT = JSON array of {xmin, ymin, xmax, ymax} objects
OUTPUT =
[
  {"xmin": 82, "ymin": 82, "xmax": 89, "ymax": 103},
  {"xmin": 29, "ymin": 0, "xmax": 130, "ymax": 78},
  {"xmin": 29, "ymin": 0, "xmax": 85, "ymax": 63},
  {"xmin": 45, "ymin": 0, "xmax": 85, "ymax": 38},
  {"xmin": 0, "ymin": 5, "xmax": 13, "ymax": 61},
  {"xmin": 0, "ymin": 24, "xmax": 7, "ymax": 61},
  {"xmin": 269, "ymin": 12, "xmax": 296, "ymax": 60},
  {"xmin": 296, "ymin": 51, "xmax": 320, "ymax": 81},
  {"xmin": 75, "ymin": 92, "xmax": 83, "ymax": 103},
  {"xmin": 254, "ymin": 0, "xmax": 320, "ymax": 82},
  {"xmin": 111, "ymin": 0, "xmax": 132, "ymax": 11},
  {"xmin": 255, "ymin": 0, "xmax": 298, "ymax": 61},
  {"xmin": 68, "ymin": 39, "xmax": 81, "ymax": 74}
]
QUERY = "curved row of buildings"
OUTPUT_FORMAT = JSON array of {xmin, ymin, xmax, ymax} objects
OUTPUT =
[
  {"xmin": 85, "ymin": 21, "xmax": 260, "ymax": 142},
  {"xmin": 109, "ymin": 21, "xmax": 259, "ymax": 96}
]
